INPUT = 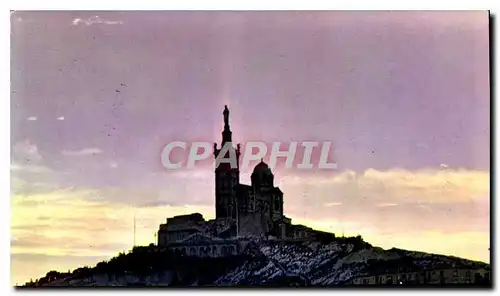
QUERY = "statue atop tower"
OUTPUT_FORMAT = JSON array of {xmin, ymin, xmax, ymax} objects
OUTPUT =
[
  {"xmin": 223, "ymin": 105, "xmax": 229, "ymax": 128},
  {"xmin": 220, "ymin": 105, "xmax": 232, "ymax": 145}
]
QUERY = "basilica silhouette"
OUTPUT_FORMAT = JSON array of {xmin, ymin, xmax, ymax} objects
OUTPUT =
[{"xmin": 157, "ymin": 106, "xmax": 331, "ymax": 256}]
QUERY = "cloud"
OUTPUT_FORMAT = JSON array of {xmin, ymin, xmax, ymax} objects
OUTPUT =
[
  {"xmin": 12, "ymin": 139, "xmax": 42, "ymax": 163},
  {"xmin": 378, "ymin": 203, "xmax": 398, "ymax": 207},
  {"xmin": 57, "ymin": 116, "xmax": 64, "ymax": 121},
  {"xmin": 416, "ymin": 204, "xmax": 433, "ymax": 212},
  {"xmin": 279, "ymin": 168, "xmax": 489, "ymax": 237},
  {"xmin": 61, "ymin": 148, "xmax": 103, "ymax": 156},
  {"xmin": 11, "ymin": 187, "xmax": 213, "ymax": 258},
  {"xmin": 440, "ymin": 163, "xmax": 449, "ymax": 169},
  {"xmin": 72, "ymin": 16, "xmax": 123, "ymax": 26},
  {"xmin": 324, "ymin": 202, "xmax": 342, "ymax": 207},
  {"xmin": 26, "ymin": 116, "xmax": 37, "ymax": 121},
  {"xmin": 81, "ymin": 186, "xmax": 214, "ymax": 208},
  {"xmin": 281, "ymin": 168, "xmax": 489, "ymax": 204},
  {"xmin": 11, "ymin": 163, "xmax": 52, "ymax": 174}
]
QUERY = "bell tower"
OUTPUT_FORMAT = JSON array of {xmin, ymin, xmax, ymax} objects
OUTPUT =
[{"xmin": 213, "ymin": 105, "xmax": 241, "ymax": 220}]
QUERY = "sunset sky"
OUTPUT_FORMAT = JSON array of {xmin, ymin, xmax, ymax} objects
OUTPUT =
[{"xmin": 10, "ymin": 11, "xmax": 490, "ymax": 285}]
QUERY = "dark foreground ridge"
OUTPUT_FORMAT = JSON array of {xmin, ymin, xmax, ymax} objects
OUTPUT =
[{"xmin": 18, "ymin": 235, "xmax": 491, "ymax": 288}]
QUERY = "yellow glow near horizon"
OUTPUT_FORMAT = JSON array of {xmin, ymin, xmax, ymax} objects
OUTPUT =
[
  {"xmin": 292, "ymin": 217, "xmax": 490, "ymax": 264},
  {"xmin": 10, "ymin": 168, "xmax": 490, "ymax": 286}
]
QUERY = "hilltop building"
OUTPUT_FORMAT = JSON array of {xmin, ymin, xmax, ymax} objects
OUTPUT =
[
  {"xmin": 348, "ymin": 266, "xmax": 491, "ymax": 286},
  {"xmin": 157, "ymin": 106, "xmax": 332, "ymax": 255}
]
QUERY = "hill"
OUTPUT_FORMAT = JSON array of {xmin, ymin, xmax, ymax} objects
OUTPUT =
[{"xmin": 18, "ymin": 236, "xmax": 491, "ymax": 287}]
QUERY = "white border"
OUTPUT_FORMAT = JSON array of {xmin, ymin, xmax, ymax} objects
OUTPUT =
[
  {"xmin": 3, "ymin": 0, "xmax": 499, "ymax": 10},
  {"xmin": 2, "ymin": 1, "xmax": 498, "ymax": 296},
  {"xmin": 2, "ymin": 3, "xmax": 11, "ymax": 293}
]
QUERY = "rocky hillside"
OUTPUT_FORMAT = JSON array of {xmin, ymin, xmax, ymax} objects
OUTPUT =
[{"xmin": 19, "ymin": 236, "xmax": 490, "ymax": 287}]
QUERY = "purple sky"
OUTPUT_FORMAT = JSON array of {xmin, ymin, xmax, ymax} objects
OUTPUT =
[{"xmin": 10, "ymin": 11, "xmax": 490, "ymax": 285}]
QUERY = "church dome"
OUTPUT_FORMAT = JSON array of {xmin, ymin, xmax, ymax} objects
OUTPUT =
[{"xmin": 251, "ymin": 159, "xmax": 274, "ymax": 189}]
